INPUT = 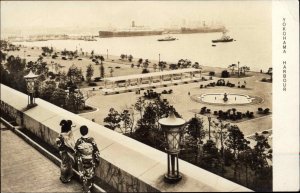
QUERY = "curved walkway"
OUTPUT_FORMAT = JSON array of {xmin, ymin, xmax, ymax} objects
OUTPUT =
[{"xmin": 1, "ymin": 126, "xmax": 82, "ymax": 192}]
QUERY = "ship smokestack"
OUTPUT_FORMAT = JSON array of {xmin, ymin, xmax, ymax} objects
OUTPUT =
[{"xmin": 132, "ymin": 21, "xmax": 135, "ymax": 27}]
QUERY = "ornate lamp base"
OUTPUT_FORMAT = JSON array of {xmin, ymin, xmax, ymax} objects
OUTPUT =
[
  {"xmin": 27, "ymin": 103, "xmax": 37, "ymax": 108},
  {"xmin": 164, "ymin": 173, "xmax": 182, "ymax": 183}
]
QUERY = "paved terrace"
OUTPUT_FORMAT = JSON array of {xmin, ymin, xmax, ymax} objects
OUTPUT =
[
  {"xmin": 1, "ymin": 124, "xmax": 82, "ymax": 192},
  {"xmin": 1, "ymin": 84, "xmax": 251, "ymax": 192}
]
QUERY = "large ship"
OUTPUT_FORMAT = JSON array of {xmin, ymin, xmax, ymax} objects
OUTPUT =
[
  {"xmin": 180, "ymin": 26, "xmax": 225, "ymax": 34},
  {"xmin": 180, "ymin": 21, "xmax": 226, "ymax": 34},
  {"xmin": 99, "ymin": 21, "xmax": 163, "ymax": 38}
]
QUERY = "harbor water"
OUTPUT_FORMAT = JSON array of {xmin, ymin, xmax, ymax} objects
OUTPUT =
[{"xmin": 16, "ymin": 27, "xmax": 271, "ymax": 72}]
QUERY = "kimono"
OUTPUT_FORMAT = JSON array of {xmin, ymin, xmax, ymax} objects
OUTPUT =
[
  {"xmin": 75, "ymin": 136, "xmax": 100, "ymax": 193},
  {"xmin": 56, "ymin": 131, "xmax": 75, "ymax": 183}
]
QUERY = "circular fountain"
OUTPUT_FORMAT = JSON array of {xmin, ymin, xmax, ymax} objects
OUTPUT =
[{"xmin": 191, "ymin": 93, "xmax": 262, "ymax": 106}]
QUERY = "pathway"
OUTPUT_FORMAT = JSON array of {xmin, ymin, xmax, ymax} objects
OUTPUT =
[{"xmin": 1, "ymin": 126, "xmax": 82, "ymax": 192}]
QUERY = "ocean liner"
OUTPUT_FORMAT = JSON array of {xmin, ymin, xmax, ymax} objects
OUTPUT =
[
  {"xmin": 180, "ymin": 26, "xmax": 225, "ymax": 34},
  {"xmin": 99, "ymin": 21, "xmax": 163, "ymax": 38},
  {"xmin": 180, "ymin": 21, "xmax": 226, "ymax": 34}
]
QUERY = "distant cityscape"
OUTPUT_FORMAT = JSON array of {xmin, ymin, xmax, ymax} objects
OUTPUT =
[{"xmin": 4, "ymin": 20, "xmax": 226, "ymax": 42}]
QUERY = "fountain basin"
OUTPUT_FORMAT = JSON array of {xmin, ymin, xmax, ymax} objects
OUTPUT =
[{"xmin": 198, "ymin": 93, "xmax": 255, "ymax": 105}]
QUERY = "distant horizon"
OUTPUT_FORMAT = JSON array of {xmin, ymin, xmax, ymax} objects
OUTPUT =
[{"xmin": 1, "ymin": 1, "xmax": 271, "ymax": 37}]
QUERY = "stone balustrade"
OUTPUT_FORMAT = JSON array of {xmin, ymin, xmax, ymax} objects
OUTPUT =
[{"xmin": 0, "ymin": 84, "xmax": 251, "ymax": 192}]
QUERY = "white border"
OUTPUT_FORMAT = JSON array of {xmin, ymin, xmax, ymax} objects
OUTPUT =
[{"xmin": 273, "ymin": 0, "xmax": 299, "ymax": 191}]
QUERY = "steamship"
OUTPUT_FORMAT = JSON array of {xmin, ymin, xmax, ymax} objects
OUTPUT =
[{"xmin": 99, "ymin": 21, "xmax": 163, "ymax": 38}]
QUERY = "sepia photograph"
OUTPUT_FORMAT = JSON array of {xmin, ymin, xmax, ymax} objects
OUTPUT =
[{"xmin": 0, "ymin": 0, "xmax": 298, "ymax": 192}]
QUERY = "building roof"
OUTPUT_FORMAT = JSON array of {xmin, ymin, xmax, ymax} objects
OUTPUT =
[{"xmin": 103, "ymin": 68, "xmax": 201, "ymax": 82}]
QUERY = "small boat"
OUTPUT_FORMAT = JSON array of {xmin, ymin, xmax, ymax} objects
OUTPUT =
[
  {"xmin": 212, "ymin": 44, "xmax": 216, "ymax": 47},
  {"xmin": 158, "ymin": 36, "xmax": 177, "ymax": 41},
  {"xmin": 212, "ymin": 31, "xmax": 233, "ymax": 43}
]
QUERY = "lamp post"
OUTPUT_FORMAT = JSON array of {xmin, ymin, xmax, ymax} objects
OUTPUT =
[
  {"xmin": 159, "ymin": 53, "xmax": 160, "ymax": 63},
  {"xmin": 24, "ymin": 70, "xmax": 39, "ymax": 108},
  {"xmin": 159, "ymin": 109, "xmax": 185, "ymax": 183}
]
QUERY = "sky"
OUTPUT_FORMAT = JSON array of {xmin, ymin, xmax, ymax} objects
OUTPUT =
[{"xmin": 1, "ymin": 0, "xmax": 272, "ymax": 36}]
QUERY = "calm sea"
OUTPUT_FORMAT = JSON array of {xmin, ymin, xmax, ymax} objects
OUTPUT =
[{"xmin": 17, "ymin": 27, "xmax": 271, "ymax": 72}]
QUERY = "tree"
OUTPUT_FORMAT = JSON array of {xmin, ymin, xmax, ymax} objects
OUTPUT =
[
  {"xmin": 169, "ymin": 63, "xmax": 178, "ymax": 70},
  {"xmin": 177, "ymin": 59, "xmax": 191, "ymax": 69},
  {"xmin": 39, "ymin": 80, "xmax": 57, "ymax": 102},
  {"xmin": 225, "ymin": 125, "xmax": 249, "ymax": 179},
  {"xmin": 0, "ymin": 51, "xmax": 7, "ymax": 63},
  {"xmin": 67, "ymin": 64, "xmax": 83, "ymax": 84},
  {"xmin": 202, "ymin": 139, "xmax": 219, "ymax": 170},
  {"xmin": 135, "ymin": 98, "xmax": 179, "ymax": 150},
  {"xmin": 239, "ymin": 147, "xmax": 253, "ymax": 186},
  {"xmin": 50, "ymin": 88, "xmax": 67, "ymax": 108},
  {"xmin": 251, "ymin": 133, "xmax": 272, "ymax": 182},
  {"xmin": 186, "ymin": 115, "xmax": 205, "ymax": 163},
  {"xmin": 86, "ymin": 64, "xmax": 94, "ymax": 83},
  {"xmin": 187, "ymin": 115, "xmax": 205, "ymax": 142},
  {"xmin": 4, "ymin": 55, "xmax": 27, "ymax": 93},
  {"xmin": 142, "ymin": 59, "xmax": 149, "ymax": 69},
  {"xmin": 138, "ymin": 58, "xmax": 143, "ymax": 66},
  {"xmin": 142, "ymin": 68, "xmax": 150, "ymax": 74},
  {"xmin": 192, "ymin": 62, "xmax": 201, "ymax": 69},
  {"xmin": 120, "ymin": 54, "xmax": 126, "ymax": 60},
  {"xmin": 153, "ymin": 63, "xmax": 157, "ymax": 71},
  {"xmin": 211, "ymin": 119, "xmax": 230, "ymax": 173},
  {"xmin": 104, "ymin": 108, "xmax": 121, "ymax": 130},
  {"xmin": 65, "ymin": 89, "xmax": 85, "ymax": 113},
  {"xmin": 241, "ymin": 66, "xmax": 250, "ymax": 75},
  {"xmin": 99, "ymin": 55, "xmax": 105, "ymax": 64},
  {"xmin": 6, "ymin": 55, "xmax": 26, "ymax": 74},
  {"xmin": 221, "ymin": 70, "xmax": 230, "ymax": 78},
  {"xmin": 100, "ymin": 63, "xmax": 105, "ymax": 78},
  {"xmin": 120, "ymin": 108, "xmax": 134, "ymax": 134},
  {"xmin": 134, "ymin": 97, "xmax": 146, "ymax": 119},
  {"xmin": 158, "ymin": 61, "xmax": 167, "ymax": 71},
  {"xmin": 228, "ymin": 64, "xmax": 237, "ymax": 75},
  {"xmin": 128, "ymin": 55, "xmax": 133, "ymax": 62}
]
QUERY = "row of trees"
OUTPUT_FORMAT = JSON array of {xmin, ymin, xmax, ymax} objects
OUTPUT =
[
  {"xmin": 120, "ymin": 54, "xmax": 133, "ymax": 62},
  {"xmin": 0, "ymin": 52, "xmax": 91, "ymax": 113},
  {"xmin": 228, "ymin": 63, "xmax": 250, "ymax": 77}
]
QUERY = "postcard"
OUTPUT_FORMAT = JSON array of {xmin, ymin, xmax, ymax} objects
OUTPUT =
[{"xmin": 0, "ymin": 0, "xmax": 299, "ymax": 192}]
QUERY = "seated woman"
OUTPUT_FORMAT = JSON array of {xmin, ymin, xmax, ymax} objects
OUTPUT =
[{"xmin": 56, "ymin": 120, "xmax": 76, "ymax": 183}]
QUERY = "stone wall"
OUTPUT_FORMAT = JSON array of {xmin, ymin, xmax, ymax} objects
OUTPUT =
[{"xmin": 0, "ymin": 84, "xmax": 251, "ymax": 192}]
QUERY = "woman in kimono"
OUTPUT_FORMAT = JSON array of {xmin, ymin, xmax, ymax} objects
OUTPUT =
[
  {"xmin": 75, "ymin": 125, "xmax": 100, "ymax": 193},
  {"xmin": 56, "ymin": 120, "xmax": 76, "ymax": 183}
]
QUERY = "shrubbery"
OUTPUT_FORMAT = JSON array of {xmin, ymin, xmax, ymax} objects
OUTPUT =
[
  {"xmin": 209, "ymin": 71, "xmax": 215, "ymax": 76},
  {"xmin": 142, "ymin": 69, "xmax": 150, "ymax": 74},
  {"xmin": 200, "ymin": 79, "xmax": 236, "ymax": 88},
  {"xmin": 161, "ymin": 89, "xmax": 173, "ymax": 94},
  {"xmin": 258, "ymin": 107, "xmax": 270, "ymax": 114},
  {"xmin": 206, "ymin": 108, "xmax": 256, "ymax": 121},
  {"xmin": 221, "ymin": 70, "xmax": 230, "ymax": 78},
  {"xmin": 200, "ymin": 107, "xmax": 211, "ymax": 114},
  {"xmin": 88, "ymin": 82, "xmax": 97, "ymax": 86}
]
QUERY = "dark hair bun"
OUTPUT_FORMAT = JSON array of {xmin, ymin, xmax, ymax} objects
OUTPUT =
[
  {"xmin": 67, "ymin": 120, "xmax": 73, "ymax": 127},
  {"xmin": 80, "ymin": 125, "xmax": 89, "ymax": 136},
  {"xmin": 60, "ymin": 119, "xmax": 67, "ymax": 126}
]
